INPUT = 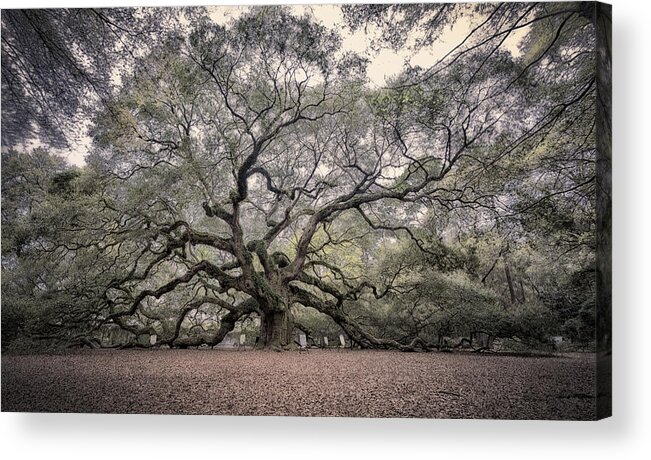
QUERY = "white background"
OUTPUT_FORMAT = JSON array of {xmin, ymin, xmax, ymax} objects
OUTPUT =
[{"xmin": 1, "ymin": 1, "xmax": 649, "ymax": 458}]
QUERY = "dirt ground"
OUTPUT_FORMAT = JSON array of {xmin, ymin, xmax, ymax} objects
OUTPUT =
[{"xmin": 1, "ymin": 349, "xmax": 602, "ymax": 419}]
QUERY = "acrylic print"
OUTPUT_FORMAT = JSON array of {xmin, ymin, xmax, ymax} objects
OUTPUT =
[{"xmin": 1, "ymin": 2, "xmax": 611, "ymax": 420}]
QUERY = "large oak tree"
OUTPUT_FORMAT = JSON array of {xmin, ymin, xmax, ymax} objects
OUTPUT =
[{"xmin": 1, "ymin": 4, "xmax": 607, "ymax": 351}]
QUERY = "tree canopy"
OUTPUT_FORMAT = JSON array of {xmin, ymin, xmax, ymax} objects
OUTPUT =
[{"xmin": 1, "ymin": 3, "xmax": 608, "ymax": 352}]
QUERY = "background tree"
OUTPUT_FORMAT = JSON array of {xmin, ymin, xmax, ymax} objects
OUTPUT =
[{"xmin": 1, "ymin": 7, "xmax": 181, "ymax": 149}]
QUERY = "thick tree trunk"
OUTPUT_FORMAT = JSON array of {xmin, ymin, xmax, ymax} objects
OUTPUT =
[
  {"xmin": 258, "ymin": 308, "xmax": 294, "ymax": 350},
  {"xmin": 503, "ymin": 257, "xmax": 516, "ymax": 305}
]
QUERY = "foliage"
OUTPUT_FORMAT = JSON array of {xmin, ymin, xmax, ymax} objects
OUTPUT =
[{"xmin": 1, "ymin": 5, "xmax": 601, "ymax": 352}]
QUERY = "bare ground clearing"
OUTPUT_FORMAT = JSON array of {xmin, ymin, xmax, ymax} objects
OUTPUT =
[{"xmin": 1, "ymin": 349, "xmax": 599, "ymax": 419}]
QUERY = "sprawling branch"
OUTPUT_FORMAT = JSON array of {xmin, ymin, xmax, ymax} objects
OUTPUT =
[{"xmin": 168, "ymin": 297, "xmax": 258, "ymax": 348}]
